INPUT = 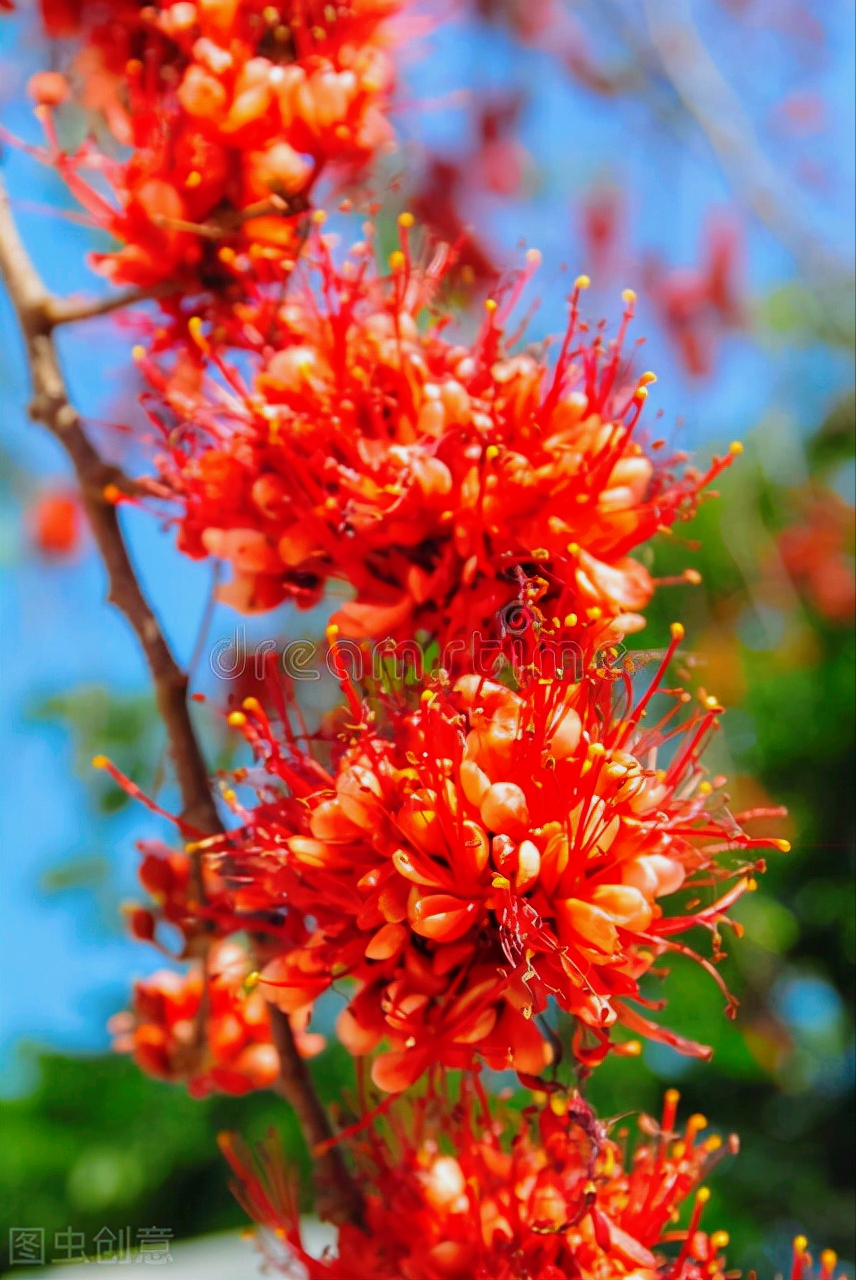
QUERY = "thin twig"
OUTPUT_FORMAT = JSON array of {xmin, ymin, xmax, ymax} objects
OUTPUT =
[
  {"xmin": 45, "ymin": 284, "xmax": 169, "ymax": 327},
  {"xmin": 0, "ymin": 173, "xmax": 364, "ymax": 1230},
  {"xmin": 642, "ymin": 0, "xmax": 841, "ymax": 280}
]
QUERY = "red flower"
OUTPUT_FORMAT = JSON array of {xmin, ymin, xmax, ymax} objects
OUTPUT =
[
  {"xmin": 206, "ymin": 627, "xmax": 785, "ymax": 1091},
  {"xmin": 788, "ymin": 1240, "xmax": 842, "ymax": 1280},
  {"xmin": 777, "ymin": 487, "xmax": 856, "ymax": 624},
  {"xmin": 221, "ymin": 1088, "xmax": 747, "ymax": 1280},
  {"xmin": 28, "ymin": 488, "xmax": 81, "ymax": 558},
  {"xmin": 109, "ymin": 938, "xmax": 321, "ymax": 1098},
  {"xmin": 643, "ymin": 214, "xmax": 744, "ymax": 381},
  {"xmin": 33, "ymin": 1, "xmax": 401, "ymax": 293},
  {"xmin": 145, "ymin": 230, "xmax": 735, "ymax": 651}
]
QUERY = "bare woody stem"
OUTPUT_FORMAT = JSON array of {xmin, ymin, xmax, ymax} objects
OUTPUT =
[
  {"xmin": 267, "ymin": 1005, "xmax": 367, "ymax": 1227},
  {"xmin": 0, "ymin": 174, "xmax": 364, "ymax": 1230},
  {"xmin": 0, "ymin": 177, "xmax": 220, "ymax": 840},
  {"xmin": 45, "ymin": 284, "xmax": 173, "ymax": 327}
]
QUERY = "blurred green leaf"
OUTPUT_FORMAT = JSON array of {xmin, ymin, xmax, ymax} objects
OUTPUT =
[{"xmin": 40, "ymin": 855, "xmax": 109, "ymax": 893}]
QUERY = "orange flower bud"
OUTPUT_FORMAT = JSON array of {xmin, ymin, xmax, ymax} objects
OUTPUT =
[{"xmin": 480, "ymin": 781, "xmax": 530, "ymax": 837}]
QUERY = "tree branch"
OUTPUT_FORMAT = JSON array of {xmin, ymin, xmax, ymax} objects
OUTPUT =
[
  {"xmin": 0, "ymin": 173, "xmax": 364, "ymax": 1231},
  {"xmin": 44, "ymin": 284, "xmax": 168, "ymax": 327},
  {"xmin": 267, "ymin": 1006, "xmax": 367, "ymax": 1227},
  {"xmin": 0, "ymin": 177, "xmax": 219, "ymax": 837}
]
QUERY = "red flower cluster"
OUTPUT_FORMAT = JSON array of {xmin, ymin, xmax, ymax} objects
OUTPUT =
[
  {"xmin": 200, "ymin": 627, "xmax": 784, "ymax": 1093},
  {"xmin": 777, "ymin": 486, "xmax": 856, "ymax": 624},
  {"xmin": 109, "ymin": 938, "xmax": 321, "ymax": 1098},
  {"xmin": 408, "ymin": 93, "xmax": 530, "ymax": 289},
  {"xmin": 221, "ymin": 1089, "xmax": 757, "ymax": 1280},
  {"xmin": 145, "ymin": 230, "xmax": 735, "ymax": 648},
  {"xmin": 30, "ymin": 1, "xmax": 401, "ymax": 292},
  {"xmin": 643, "ymin": 216, "xmax": 744, "ymax": 382}
]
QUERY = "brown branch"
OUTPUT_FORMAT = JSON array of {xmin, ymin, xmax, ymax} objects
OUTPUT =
[
  {"xmin": 267, "ymin": 1005, "xmax": 367, "ymax": 1227},
  {"xmin": 0, "ymin": 178, "xmax": 219, "ymax": 838},
  {"xmin": 0, "ymin": 173, "xmax": 364, "ymax": 1231},
  {"xmin": 45, "ymin": 284, "xmax": 169, "ymax": 327}
]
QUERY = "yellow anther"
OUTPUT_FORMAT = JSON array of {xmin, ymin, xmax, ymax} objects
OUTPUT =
[
  {"xmin": 91, "ymin": 755, "xmax": 109, "ymax": 770},
  {"xmin": 711, "ymin": 1232, "xmax": 730, "ymax": 1250},
  {"xmin": 388, "ymin": 249, "xmax": 406, "ymax": 271},
  {"xmin": 696, "ymin": 1187, "xmax": 711, "ymax": 1205},
  {"xmin": 131, "ymin": 345, "xmax": 146, "ymax": 361},
  {"xmin": 218, "ymin": 246, "xmax": 236, "ymax": 264},
  {"xmin": 567, "ymin": 542, "xmax": 580, "ymax": 556},
  {"xmin": 638, "ymin": 371, "xmax": 658, "ymax": 386},
  {"xmin": 398, "ymin": 211, "xmax": 415, "ymax": 228},
  {"xmin": 484, "ymin": 298, "xmax": 498, "ymax": 313},
  {"xmin": 774, "ymin": 839, "xmax": 792, "ymax": 853},
  {"xmin": 793, "ymin": 1237, "xmax": 809, "ymax": 1255},
  {"xmin": 821, "ymin": 1251, "xmax": 838, "ymax": 1270},
  {"xmin": 729, "ymin": 440, "xmax": 744, "ymax": 455},
  {"xmin": 245, "ymin": 971, "xmax": 261, "ymax": 989},
  {"xmin": 185, "ymin": 170, "xmax": 202, "ymax": 188},
  {"xmin": 227, "ymin": 711, "xmax": 247, "ymax": 727},
  {"xmin": 492, "ymin": 874, "xmax": 511, "ymax": 890},
  {"xmin": 242, "ymin": 697, "xmax": 263, "ymax": 713},
  {"xmin": 564, "ymin": 613, "xmax": 578, "ymax": 627},
  {"xmin": 311, "ymin": 209, "xmax": 327, "ymax": 224},
  {"xmin": 622, "ymin": 287, "xmax": 637, "ymax": 305},
  {"xmin": 687, "ymin": 1113, "xmax": 708, "ymax": 1133},
  {"xmin": 575, "ymin": 274, "xmax": 591, "ymax": 290},
  {"xmin": 485, "ymin": 445, "xmax": 500, "ymax": 461},
  {"xmin": 665, "ymin": 1088, "xmax": 680, "ymax": 1105},
  {"xmin": 670, "ymin": 621, "xmax": 685, "ymax": 642},
  {"xmin": 526, "ymin": 248, "xmax": 542, "ymax": 266}
]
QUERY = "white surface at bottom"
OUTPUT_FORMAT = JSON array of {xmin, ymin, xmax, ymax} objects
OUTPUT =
[{"xmin": 2, "ymin": 1224, "xmax": 339, "ymax": 1279}]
